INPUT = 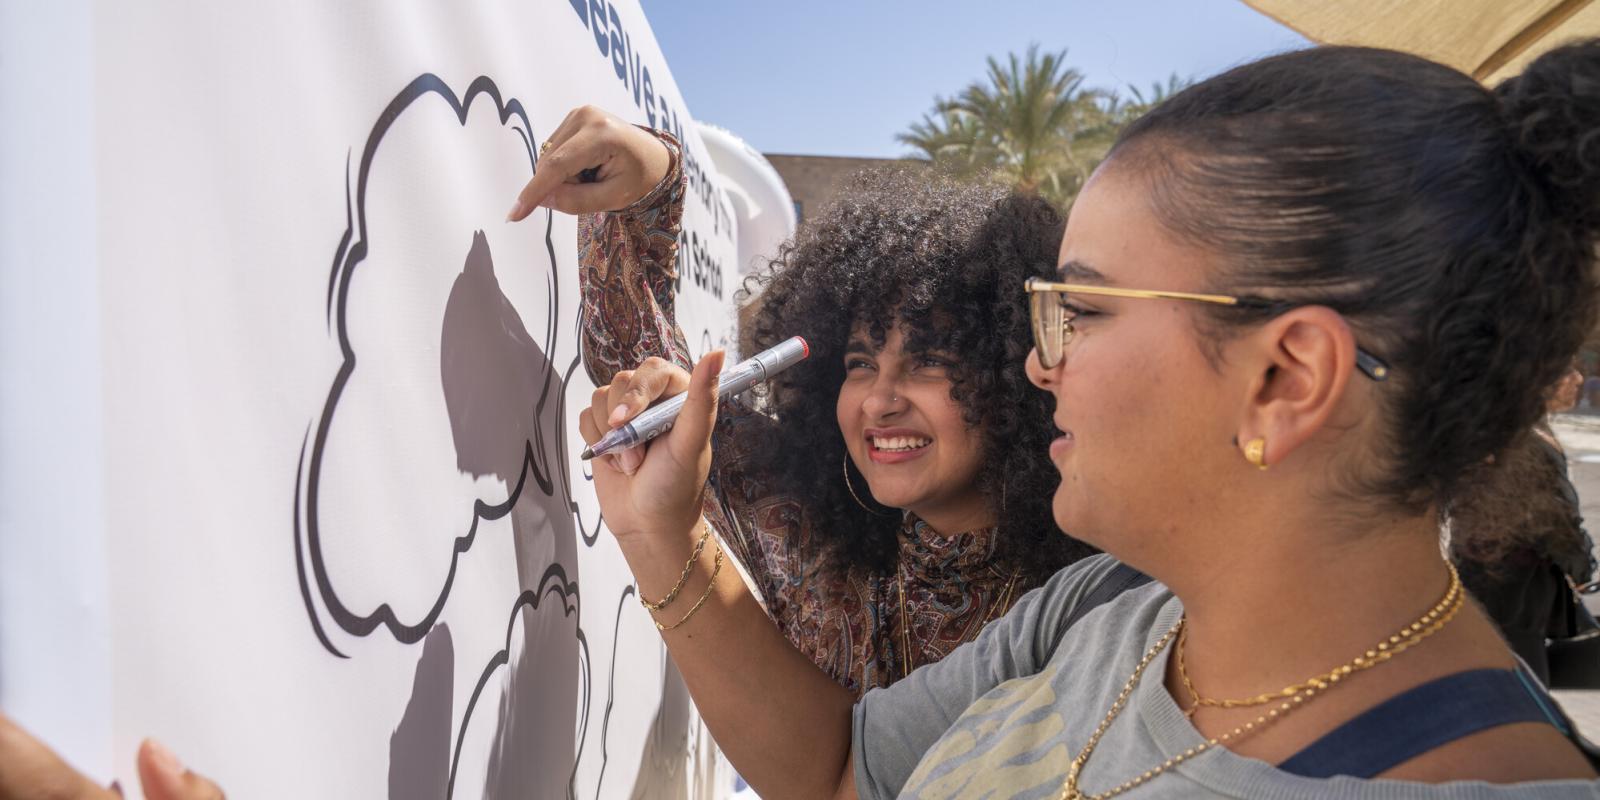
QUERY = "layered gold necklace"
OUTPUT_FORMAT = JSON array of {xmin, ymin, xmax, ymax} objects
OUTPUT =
[{"xmin": 1058, "ymin": 563, "xmax": 1465, "ymax": 800}]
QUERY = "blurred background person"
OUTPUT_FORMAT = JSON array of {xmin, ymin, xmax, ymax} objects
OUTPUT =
[{"xmin": 1452, "ymin": 361, "xmax": 1598, "ymax": 684}]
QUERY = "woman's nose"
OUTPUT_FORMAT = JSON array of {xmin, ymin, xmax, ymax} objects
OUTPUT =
[
  {"xmin": 1025, "ymin": 347, "xmax": 1057, "ymax": 390},
  {"xmin": 861, "ymin": 377, "xmax": 907, "ymax": 418}
]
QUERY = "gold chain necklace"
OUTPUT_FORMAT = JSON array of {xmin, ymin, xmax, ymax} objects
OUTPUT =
[
  {"xmin": 896, "ymin": 565, "xmax": 1020, "ymax": 680},
  {"xmin": 1178, "ymin": 562, "xmax": 1463, "ymax": 716},
  {"xmin": 1058, "ymin": 566, "xmax": 1466, "ymax": 800}
]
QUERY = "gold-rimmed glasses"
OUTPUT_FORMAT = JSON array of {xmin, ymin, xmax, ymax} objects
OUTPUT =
[{"xmin": 1024, "ymin": 277, "xmax": 1390, "ymax": 381}]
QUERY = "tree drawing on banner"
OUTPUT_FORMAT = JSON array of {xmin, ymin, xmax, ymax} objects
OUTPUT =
[{"xmin": 290, "ymin": 74, "xmax": 672, "ymax": 799}]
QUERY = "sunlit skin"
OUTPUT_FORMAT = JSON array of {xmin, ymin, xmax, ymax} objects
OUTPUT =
[
  {"xmin": 836, "ymin": 325, "xmax": 992, "ymax": 536},
  {"xmin": 1024, "ymin": 192, "xmax": 1241, "ymax": 567},
  {"xmin": 1024, "ymin": 161, "xmax": 1396, "ymax": 584},
  {"xmin": 1024, "ymin": 163, "xmax": 1592, "ymax": 780}
]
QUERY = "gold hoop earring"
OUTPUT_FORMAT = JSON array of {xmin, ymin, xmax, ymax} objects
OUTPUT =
[
  {"xmin": 843, "ymin": 451, "xmax": 895, "ymax": 516},
  {"xmin": 1243, "ymin": 437, "xmax": 1269, "ymax": 471}
]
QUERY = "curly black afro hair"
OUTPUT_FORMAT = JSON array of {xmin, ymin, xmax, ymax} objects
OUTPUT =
[{"xmin": 734, "ymin": 167, "xmax": 1097, "ymax": 582}]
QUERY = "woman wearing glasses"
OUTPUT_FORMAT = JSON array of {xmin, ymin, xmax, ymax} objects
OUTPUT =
[
  {"xmin": 577, "ymin": 40, "xmax": 1600, "ymax": 798},
  {"xmin": 512, "ymin": 114, "xmax": 1096, "ymax": 695}
]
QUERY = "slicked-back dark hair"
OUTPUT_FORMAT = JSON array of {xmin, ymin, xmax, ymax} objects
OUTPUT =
[
  {"xmin": 1106, "ymin": 42, "xmax": 1600, "ymax": 512},
  {"xmin": 736, "ymin": 167, "xmax": 1096, "ymax": 581}
]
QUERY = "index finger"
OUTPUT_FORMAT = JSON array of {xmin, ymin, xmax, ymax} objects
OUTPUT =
[
  {"xmin": 138, "ymin": 740, "xmax": 225, "ymax": 800},
  {"xmin": 507, "ymin": 157, "xmax": 566, "ymax": 222},
  {"xmin": 508, "ymin": 137, "xmax": 605, "ymax": 221}
]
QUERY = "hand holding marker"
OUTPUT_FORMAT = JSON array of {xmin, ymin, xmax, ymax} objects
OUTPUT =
[{"xmin": 582, "ymin": 336, "xmax": 810, "ymax": 460}]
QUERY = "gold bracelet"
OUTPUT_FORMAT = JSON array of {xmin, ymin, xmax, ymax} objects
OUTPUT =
[
  {"xmin": 654, "ymin": 544, "xmax": 723, "ymax": 632},
  {"xmin": 638, "ymin": 522, "xmax": 711, "ymax": 612}
]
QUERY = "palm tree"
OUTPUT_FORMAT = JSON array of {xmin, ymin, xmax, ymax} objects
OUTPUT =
[
  {"xmin": 897, "ymin": 45, "xmax": 1118, "ymax": 207},
  {"xmin": 1116, "ymin": 73, "xmax": 1192, "ymax": 123},
  {"xmin": 899, "ymin": 46, "xmax": 1191, "ymax": 209},
  {"xmin": 953, "ymin": 45, "xmax": 1111, "ymax": 198},
  {"xmin": 1074, "ymin": 73, "xmax": 1193, "ymax": 173},
  {"xmin": 897, "ymin": 106, "xmax": 994, "ymax": 172}
]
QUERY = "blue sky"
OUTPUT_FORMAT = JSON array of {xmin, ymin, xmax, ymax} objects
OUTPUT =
[{"xmin": 641, "ymin": 1, "xmax": 1309, "ymax": 157}]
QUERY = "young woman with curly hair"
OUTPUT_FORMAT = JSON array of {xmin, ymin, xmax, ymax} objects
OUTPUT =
[
  {"xmin": 1449, "ymin": 365, "xmax": 1597, "ymax": 684},
  {"xmin": 558, "ymin": 40, "xmax": 1600, "ymax": 798},
  {"xmin": 511, "ymin": 114, "xmax": 1094, "ymax": 695}
]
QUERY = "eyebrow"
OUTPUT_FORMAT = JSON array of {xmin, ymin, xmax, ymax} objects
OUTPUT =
[
  {"xmin": 1057, "ymin": 259, "xmax": 1111, "ymax": 284},
  {"xmin": 844, "ymin": 339, "xmax": 875, "ymax": 355}
]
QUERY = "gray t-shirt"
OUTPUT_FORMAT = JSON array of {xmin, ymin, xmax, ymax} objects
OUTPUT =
[{"xmin": 852, "ymin": 555, "xmax": 1600, "ymax": 799}]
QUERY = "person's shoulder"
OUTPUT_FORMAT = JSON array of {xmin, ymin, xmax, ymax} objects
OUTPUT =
[
  {"xmin": 1032, "ymin": 554, "xmax": 1153, "ymax": 606},
  {"xmin": 1019, "ymin": 555, "xmax": 1164, "ymax": 649}
]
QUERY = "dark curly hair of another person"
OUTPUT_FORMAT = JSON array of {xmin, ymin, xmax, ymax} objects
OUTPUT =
[
  {"xmin": 734, "ymin": 168, "xmax": 1096, "ymax": 582},
  {"xmin": 1106, "ymin": 41, "xmax": 1600, "ymax": 514},
  {"xmin": 1449, "ymin": 424, "xmax": 1589, "ymax": 579}
]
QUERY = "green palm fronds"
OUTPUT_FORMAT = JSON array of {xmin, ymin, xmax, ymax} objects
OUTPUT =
[{"xmin": 901, "ymin": 44, "xmax": 1189, "ymax": 210}]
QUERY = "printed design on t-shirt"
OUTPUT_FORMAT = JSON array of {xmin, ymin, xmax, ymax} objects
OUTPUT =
[{"xmin": 901, "ymin": 664, "xmax": 1073, "ymax": 798}]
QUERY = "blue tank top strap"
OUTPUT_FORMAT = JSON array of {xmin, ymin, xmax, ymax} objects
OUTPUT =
[{"xmin": 1277, "ymin": 668, "xmax": 1567, "ymax": 779}]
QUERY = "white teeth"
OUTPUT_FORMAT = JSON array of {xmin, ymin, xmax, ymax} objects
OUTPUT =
[{"xmin": 872, "ymin": 435, "xmax": 932, "ymax": 452}]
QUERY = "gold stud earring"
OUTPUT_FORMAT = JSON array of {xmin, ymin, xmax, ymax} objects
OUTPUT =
[{"xmin": 1243, "ymin": 437, "xmax": 1268, "ymax": 471}]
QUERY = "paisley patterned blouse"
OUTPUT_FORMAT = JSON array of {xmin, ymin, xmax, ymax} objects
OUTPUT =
[{"xmin": 578, "ymin": 130, "xmax": 1031, "ymax": 696}]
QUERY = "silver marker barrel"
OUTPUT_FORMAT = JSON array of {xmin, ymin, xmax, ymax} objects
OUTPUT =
[{"xmin": 581, "ymin": 336, "xmax": 810, "ymax": 460}]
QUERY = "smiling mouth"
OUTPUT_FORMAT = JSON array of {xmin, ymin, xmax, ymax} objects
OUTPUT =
[{"xmin": 871, "ymin": 435, "xmax": 932, "ymax": 453}]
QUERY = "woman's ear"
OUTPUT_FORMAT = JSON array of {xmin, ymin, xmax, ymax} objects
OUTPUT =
[{"xmin": 1234, "ymin": 306, "xmax": 1358, "ymax": 469}]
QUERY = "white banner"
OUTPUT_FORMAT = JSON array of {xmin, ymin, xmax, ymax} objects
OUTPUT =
[{"xmin": 1, "ymin": 1, "xmax": 740, "ymax": 797}]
